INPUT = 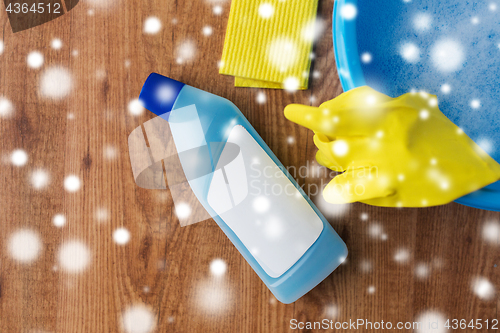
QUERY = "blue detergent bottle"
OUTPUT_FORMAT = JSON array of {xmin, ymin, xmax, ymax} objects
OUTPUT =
[{"xmin": 138, "ymin": 73, "xmax": 348, "ymax": 304}]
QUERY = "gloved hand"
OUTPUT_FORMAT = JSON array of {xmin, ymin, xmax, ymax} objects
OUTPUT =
[{"xmin": 284, "ymin": 86, "xmax": 500, "ymax": 207}]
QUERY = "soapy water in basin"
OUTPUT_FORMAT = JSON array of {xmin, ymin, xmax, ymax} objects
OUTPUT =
[{"xmin": 355, "ymin": 0, "xmax": 500, "ymax": 165}]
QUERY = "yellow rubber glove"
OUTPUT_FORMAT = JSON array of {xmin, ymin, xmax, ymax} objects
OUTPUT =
[{"xmin": 284, "ymin": 86, "xmax": 500, "ymax": 207}]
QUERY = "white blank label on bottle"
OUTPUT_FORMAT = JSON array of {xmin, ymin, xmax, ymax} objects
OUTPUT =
[{"xmin": 207, "ymin": 125, "xmax": 324, "ymax": 278}]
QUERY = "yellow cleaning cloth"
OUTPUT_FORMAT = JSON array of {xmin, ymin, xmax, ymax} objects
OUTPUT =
[
  {"xmin": 284, "ymin": 87, "xmax": 500, "ymax": 207},
  {"xmin": 220, "ymin": 0, "xmax": 319, "ymax": 90}
]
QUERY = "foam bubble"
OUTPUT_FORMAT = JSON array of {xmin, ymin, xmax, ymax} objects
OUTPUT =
[
  {"xmin": 287, "ymin": 136, "xmax": 295, "ymax": 144},
  {"xmin": 472, "ymin": 277, "xmax": 496, "ymax": 300},
  {"xmin": 477, "ymin": 138, "xmax": 493, "ymax": 154},
  {"xmin": 361, "ymin": 52, "xmax": 372, "ymax": 64},
  {"xmin": 413, "ymin": 13, "xmax": 432, "ymax": 31},
  {"xmin": 103, "ymin": 144, "xmax": 118, "ymax": 159},
  {"xmin": 368, "ymin": 223, "xmax": 383, "ymax": 238},
  {"xmin": 122, "ymin": 305, "xmax": 156, "ymax": 333},
  {"xmin": 340, "ymin": 4, "xmax": 357, "ymax": 20},
  {"xmin": 394, "ymin": 248, "xmax": 410, "ymax": 263},
  {"xmin": 470, "ymin": 99, "xmax": 481, "ymax": 109},
  {"xmin": 31, "ymin": 169, "xmax": 50, "ymax": 189},
  {"xmin": 95, "ymin": 69, "xmax": 106, "ymax": 80},
  {"xmin": 264, "ymin": 217, "xmax": 284, "ymax": 240},
  {"xmin": 175, "ymin": 202, "xmax": 191, "ymax": 219},
  {"xmin": 400, "ymin": 42, "xmax": 420, "ymax": 63},
  {"xmin": 128, "ymin": 98, "xmax": 145, "ymax": 116},
  {"xmin": 64, "ymin": 175, "xmax": 81, "ymax": 192},
  {"xmin": 8, "ymin": 229, "xmax": 42, "ymax": 263},
  {"xmin": 302, "ymin": 18, "xmax": 325, "ymax": 42},
  {"xmin": 258, "ymin": 3, "xmax": 274, "ymax": 19},
  {"xmin": 482, "ymin": 220, "xmax": 499, "ymax": 244},
  {"xmin": 155, "ymin": 84, "xmax": 176, "ymax": 105},
  {"xmin": 53, "ymin": 214, "xmax": 66, "ymax": 227},
  {"xmin": 175, "ymin": 40, "xmax": 197, "ymax": 64},
  {"xmin": 256, "ymin": 92, "xmax": 267, "ymax": 104},
  {"xmin": 39, "ymin": 66, "xmax": 73, "ymax": 100},
  {"xmin": 415, "ymin": 263, "xmax": 430, "ymax": 279},
  {"xmin": 58, "ymin": 241, "xmax": 91, "ymax": 273},
  {"xmin": 332, "ymin": 140, "xmax": 349, "ymax": 156},
  {"xmin": 415, "ymin": 311, "xmax": 447, "ymax": 333},
  {"xmin": 0, "ymin": 96, "xmax": 13, "ymax": 118},
  {"xmin": 113, "ymin": 228, "xmax": 131, "ymax": 245},
  {"xmin": 314, "ymin": 193, "xmax": 350, "ymax": 219},
  {"xmin": 210, "ymin": 259, "xmax": 227, "ymax": 276},
  {"xmin": 366, "ymin": 94, "xmax": 377, "ymax": 105},
  {"xmin": 27, "ymin": 51, "xmax": 44, "ymax": 68},
  {"xmin": 323, "ymin": 304, "xmax": 338, "ymax": 318},
  {"xmin": 420, "ymin": 109, "xmax": 430, "ymax": 120},
  {"xmin": 338, "ymin": 68, "xmax": 351, "ymax": 79},
  {"xmin": 143, "ymin": 17, "xmax": 162, "ymax": 34},
  {"xmin": 195, "ymin": 281, "xmax": 231, "ymax": 313},
  {"xmin": 441, "ymin": 83, "xmax": 451, "ymax": 94},
  {"xmin": 11, "ymin": 149, "xmax": 28, "ymax": 166},
  {"xmin": 94, "ymin": 207, "xmax": 109, "ymax": 223},
  {"xmin": 430, "ymin": 39, "xmax": 465, "ymax": 72},
  {"xmin": 51, "ymin": 38, "xmax": 63, "ymax": 50},
  {"xmin": 253, "ymin": 196, "xmax": 270, "ymax": 213},
  {"xmin": 202, "ymin": 25, "xmax": 213, "ymax": 36},
  {"xmin": 213, "ymin": 5, "xmax": 223, "ymax": 15},
  {"xmin": 359, "ymin": 259, "xmax": 373, "ymax": 273},
  {"xmin": 266, "ymin": 38, "xmax": 299, "ymax": 71},
  {"xmin": 83, "ymin": 0, "xmax": 115, "ymax": 8},
  {"xmin": 283, "ymin": 77, "xmax": 300, "ymax": 92}
]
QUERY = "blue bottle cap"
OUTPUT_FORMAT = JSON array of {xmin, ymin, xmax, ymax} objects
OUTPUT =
[{"xmin": 139, "ymin": 73, "xmax": 185, "ymax": 117}]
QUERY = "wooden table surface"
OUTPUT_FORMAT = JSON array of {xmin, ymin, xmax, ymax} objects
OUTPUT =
[{"xmin": 0, "ymin": 0, "xmax": 499, "ymax": 332}]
